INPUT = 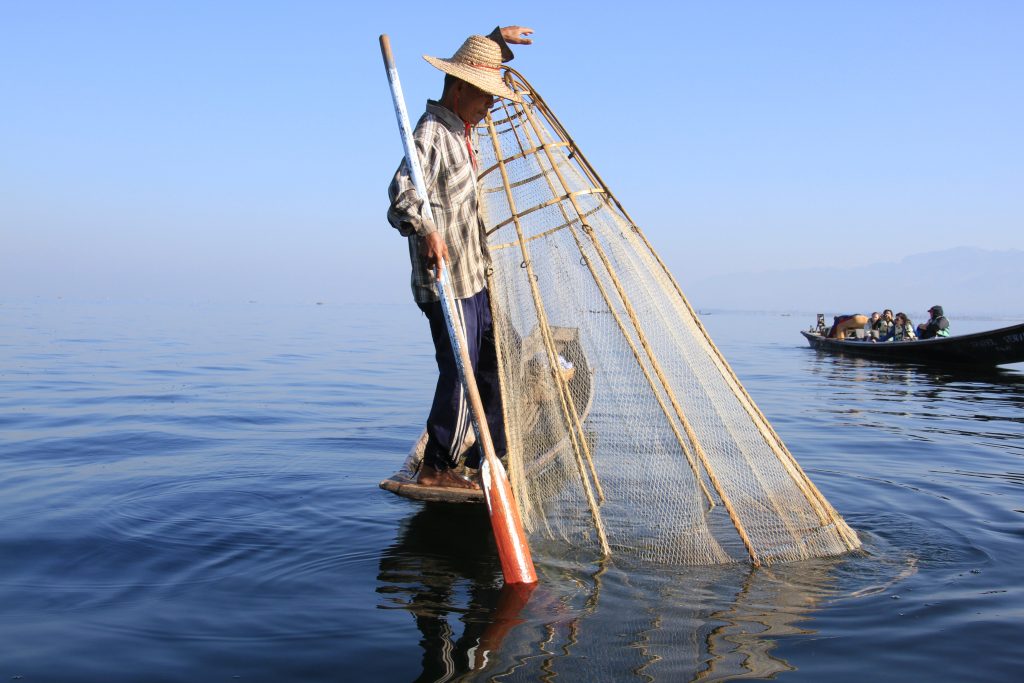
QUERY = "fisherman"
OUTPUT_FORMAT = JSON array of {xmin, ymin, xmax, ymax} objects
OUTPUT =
[
  {"xmin": 917, "ymin": 305, "xmax": 951, "ymax": 339},
  {"xmin": 387, "ymin": 27, "xmax": 533, "ymax": 489}
]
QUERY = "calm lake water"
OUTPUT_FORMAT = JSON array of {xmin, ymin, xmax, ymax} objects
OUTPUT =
[{"xmin": 1, "ymin": 299, "xmax": 1022, "ymax": 682}]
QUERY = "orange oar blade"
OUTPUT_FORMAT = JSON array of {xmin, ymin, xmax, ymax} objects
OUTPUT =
[{"xmin": 482, "ymin": 458, "xmax": 537, "ymax": 584}]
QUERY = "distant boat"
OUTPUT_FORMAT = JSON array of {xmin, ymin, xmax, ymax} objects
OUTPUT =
[{"xmin": 800, "ymin": 322, "xmax": 1024, "ymax": 367}]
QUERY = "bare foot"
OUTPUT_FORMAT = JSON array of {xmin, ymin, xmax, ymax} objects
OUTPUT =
[{"xmin": 417, "ymin": 464, "xmax": 481, "ymax": 490}]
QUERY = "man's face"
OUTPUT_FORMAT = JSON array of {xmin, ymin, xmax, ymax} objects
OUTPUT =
[{"xmin": 455, "ymin": 82, "xmax": 496, "ymax": 125}]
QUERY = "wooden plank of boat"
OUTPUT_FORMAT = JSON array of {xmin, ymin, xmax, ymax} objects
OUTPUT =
[
  {"xmin": 800, "ymin": 321, "xmax": 1024, "ymax": 367},
  {"xmin": 379, "ymin": 430, "xmax": 484, "ymax": 503},
  {"xmin": 379, "ymin": 474, "xmax": 485, "ymax": 504}
]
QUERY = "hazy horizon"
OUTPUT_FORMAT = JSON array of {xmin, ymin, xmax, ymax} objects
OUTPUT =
[{"xmin": 4, "ymin": 246, "xmax": 1022, "ymax": 322}]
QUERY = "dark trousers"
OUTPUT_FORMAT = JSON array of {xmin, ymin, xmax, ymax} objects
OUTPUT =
[{"xmin": 417, "ymin": 288, "xmax": 506, "ymax": 471}]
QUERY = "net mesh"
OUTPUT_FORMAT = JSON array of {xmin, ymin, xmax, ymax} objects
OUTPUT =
[{"xmin": 475, "ymin": 68, "xmax": 859, "ymax": 566}]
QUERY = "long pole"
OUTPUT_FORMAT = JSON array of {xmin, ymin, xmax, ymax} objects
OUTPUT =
[{"xmin": 378, "ymin": 34, "xmax": 537, "ymax": 585}]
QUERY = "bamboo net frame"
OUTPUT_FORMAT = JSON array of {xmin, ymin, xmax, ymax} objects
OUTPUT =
[{"xmin": 476, "ymin": 67, "xmax": 860, "ymax": 565}]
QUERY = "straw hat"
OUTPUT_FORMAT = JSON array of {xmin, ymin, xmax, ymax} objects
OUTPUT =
[{"xmin": 424, "ymin": 35, "xmax": 522, "ymax": 103}]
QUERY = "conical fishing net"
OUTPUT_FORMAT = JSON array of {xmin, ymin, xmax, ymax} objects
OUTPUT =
[{"xmin": 476, "ymin": 68, "xmax": 860, "ymax": 566}]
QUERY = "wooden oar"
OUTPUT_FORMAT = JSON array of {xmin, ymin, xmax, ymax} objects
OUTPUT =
[{"xmin": 378, "ymin": 34, "xmax": 537, "ymax": 585}]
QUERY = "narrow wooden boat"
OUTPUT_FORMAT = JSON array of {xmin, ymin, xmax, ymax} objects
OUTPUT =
[
  {"xmin": 380, "ymin": 326, "xmax": 594, "ymax": 503},
  {"xmin": 800, "ymin": 322, "xmax": 1024, "ymax": 367},
  {"xmin": 379, "ymin": 430, "xmax": 485, "ymax": 504}
]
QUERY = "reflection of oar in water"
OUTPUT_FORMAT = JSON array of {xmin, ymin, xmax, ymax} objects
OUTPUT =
[
  {"xmin": 379, "ymin": 34, "xmax": 537, "ymax": 585},
  {"xmin": 472, "ymin": 582, "xmax": 537, "ymax": 669}
]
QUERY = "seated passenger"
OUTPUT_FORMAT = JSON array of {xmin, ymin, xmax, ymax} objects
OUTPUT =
[
  {"xmin": 878, "ymin": 312, "xmax": 916, "ymax": 342},
  {"xmin": 866, "ymin": 312, "xmax": 882, "ymax": 339},
  {"xmin": 898, "ymin": 314, "xmax": 918, "ymax": 341},
  {"xmin": 877, "ymin": 309, "xmax": 894, "ymax": 337},
  {"xmin": 828, "ymin": 313, "xmax": 869, "ymax": 339},
  {"xmin": 917, "ymin": 305, "xmax": 951, "ymax": 340}
]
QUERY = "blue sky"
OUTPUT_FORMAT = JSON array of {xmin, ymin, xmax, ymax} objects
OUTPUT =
[{"xmin": 2, "ymin": 1, "xmax": 1021, "ymax": 305}]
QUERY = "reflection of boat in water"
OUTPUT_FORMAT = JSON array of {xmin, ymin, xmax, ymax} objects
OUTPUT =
[
  {"xmin": 801, "ymin": 321, "xmax": 1024, "ymax": 367},
  {"xmin": 473, "ymin": 558, "xmax": 874, "ymax": 682},
  {"xmin": 379, "ymin": 326, "xmax": 594, "ymax": 503},
  {"xmin": 378, "ymin": 499, "xmax": 915, "ymax": 682}
]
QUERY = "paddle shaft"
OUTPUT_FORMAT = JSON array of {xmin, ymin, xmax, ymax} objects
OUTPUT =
[{"xmin": 378, "ymin": 34, "xmax": 536, "ymax": 585}]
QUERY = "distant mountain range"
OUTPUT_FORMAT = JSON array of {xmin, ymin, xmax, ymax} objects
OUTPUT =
[{"xmin": 681, "ymin": 247, "xmax": 1023, "ymax": 318}]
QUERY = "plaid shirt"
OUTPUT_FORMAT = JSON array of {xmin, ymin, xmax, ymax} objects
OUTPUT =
[{"xmin": 387, "ymin": 101, "xmax": 490, "ymax": 304}]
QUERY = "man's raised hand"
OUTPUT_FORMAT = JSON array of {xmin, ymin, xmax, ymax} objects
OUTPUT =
[{"xmin": 500, "ymin": 26, "xmax": 534, "ymax": 45}]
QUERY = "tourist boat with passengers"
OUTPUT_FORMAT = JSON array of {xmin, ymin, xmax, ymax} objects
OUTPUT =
[{"xmin": 801, "ymin": 316, "xmax": 1024, "ymax": 367}]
